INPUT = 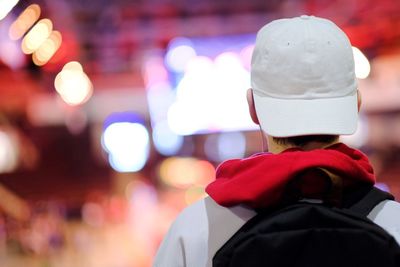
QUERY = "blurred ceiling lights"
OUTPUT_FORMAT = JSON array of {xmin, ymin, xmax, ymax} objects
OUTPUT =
[
  {"xmin": 7, "ymin": 3, "xmax": 69, "ymax": 69},
  {"xmin": 54, "ymin": 61, "xmax": 93, "ymax": 106},
  {"xmin": 8, "ymin": 4, "xmax": 40, "ymax": 40},
  {"xmin": 32, "ymin": 30, "xmax": 62, "ymax": 66},
  {"xmin": 21, "ymin": 18, "xmax": 53, "ymax": 54}
]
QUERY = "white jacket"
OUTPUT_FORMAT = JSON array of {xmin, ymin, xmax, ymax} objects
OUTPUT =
[{"xmin": 154, "ymin": 196, "xmax": 400, "ymax": 267}]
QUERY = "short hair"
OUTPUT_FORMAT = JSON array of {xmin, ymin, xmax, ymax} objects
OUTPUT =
[{"xmin": 272, "ymin": 135, "xmax": 339, "ymax": 147}]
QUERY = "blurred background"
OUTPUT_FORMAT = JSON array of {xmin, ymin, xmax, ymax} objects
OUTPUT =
[{"xmin": 0, "ymin": 0, "xmax": 400, "ymax": 266}]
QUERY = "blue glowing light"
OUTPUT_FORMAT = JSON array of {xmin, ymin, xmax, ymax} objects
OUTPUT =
[{"xmin": 102, "ymin": 113, "xmax": 149, "ymax": 172}]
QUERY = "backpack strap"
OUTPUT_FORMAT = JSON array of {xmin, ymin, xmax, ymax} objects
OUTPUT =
[
  {"xmin": 348, "ymin": 186, "xmax": 395, "ymax": 217},
  {"xmin": 299, "ymin": 168, "xmax": 395, "ymax": 217}
]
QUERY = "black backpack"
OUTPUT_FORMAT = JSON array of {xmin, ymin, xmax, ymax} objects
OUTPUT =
[{"xmin": 213, "ymin": 184, "xmax": 400, "ymax": 267}]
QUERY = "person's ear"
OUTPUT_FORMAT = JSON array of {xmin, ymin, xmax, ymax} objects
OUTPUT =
[
  {"xmin": 247, "ymin": 88, "xmax": 260, "ymax": 125},
  {"xmin": 357, "ymin": 89, "xmax": 362, "ymax": 112}
]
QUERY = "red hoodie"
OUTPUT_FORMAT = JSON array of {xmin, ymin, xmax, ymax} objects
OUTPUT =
[{"xmin": 206, "ymin": 143, "xmax": 375, "ymax": 209}]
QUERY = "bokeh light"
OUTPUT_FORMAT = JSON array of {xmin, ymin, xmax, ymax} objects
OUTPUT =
[
  {"xmin": 183, "ymin": 55, "xmax": 214, "ymax": 74},
  {"xmin": 143, "ymin": 57, "xmax": 168, "ymax": 87},
  {"xmin": 204, "ymin": 132, "xmax": 246, "ymax": 162},
  {"xmin": 152, "ymin": 120, "xmax": 183, "ymax": 156},
  {"xmin": 8, "ymin": 4, "xmax": 41, "ymax": 40},
  {"xmin": 158, "ymin": 157, "xmax": 215, "ymax": 189},
  {"xmin": 102, "ymin": 121, "xmax": 150, "ymax": 173},
  {"xmin": 165, "ymin": 38, "xmax": 197, "ymax": 73},
  {"xmin": 0, "ymin": 20, "xmax": 26, "ymax": 69},
  {"xmin": 340, "ymin": 114, "xmax": 369, "ymax": 148},
  {"xmin": 21, "ymin": 18, "xmax": 53, "ymax": 54},
  {"xmin": 32, "ymin": 30, "xmax": 62, "ymax": 66},
  {"xmin": 0, "ymin": 0, "xmax": 19, "ymax": 21},
  {"xmin": 166, "ymin": 53, "xmax": 251, "ymax": 135},
  {"xmin": 146, "ymin": 82, "xmax": 174, "ymax": 123},
  {"xmin": 0, "ymin": 130, "xmax": 18, "ymax": 173},
  {"xmin": 352, "ymin": 46, "xmax": 371, "ymax": 79},
  {"xmin": 146, "ymin": 35, "xmax": 257, "ymax": 137},
  {"xmin": 194, "ymin": 160, "xmax": 216, "ymax": 187},
  {"xmin": 239, "ymin": 44, "xmax": 254, "ymax": 70},
  {"xmin": 54, "ymin": 61, "xmax": 93, "ymax": 106},
  {"xmin": 63, "ymin": 61, "xmax": 84, "ymax": 72}
]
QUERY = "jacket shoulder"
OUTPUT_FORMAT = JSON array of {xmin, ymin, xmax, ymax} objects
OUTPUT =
[
  {"xmin": 369, "ymin": 200, "xmax": 400, "ymax": 244},
  {"xmin": 153, "ymin": 197, "xmax": 256, "ymax": 267}
]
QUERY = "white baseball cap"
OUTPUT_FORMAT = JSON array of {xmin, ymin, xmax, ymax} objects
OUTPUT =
[{"xmin": 251, "ymin": 15, "xmax": 358, "ymax": 137}]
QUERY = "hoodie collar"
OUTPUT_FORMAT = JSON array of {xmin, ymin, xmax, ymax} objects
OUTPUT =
[{"xmin": 206, "ymin": 143, "xmax": 375, "ymax": 209}]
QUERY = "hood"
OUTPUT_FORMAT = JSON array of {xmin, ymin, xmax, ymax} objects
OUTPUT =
[{"xmin": 206, "ymin": 143, "xmax": 375, "ymax": 209}]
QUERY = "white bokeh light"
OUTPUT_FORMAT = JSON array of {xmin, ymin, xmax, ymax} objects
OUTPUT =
[
  {"xmin": 102, "ymin": 122, "xmax": 150, "ymax": 172},
  {"xmin": 54, "ymin": 64, "xmax": 93, "ymax": 106},
  {"xmin": 167, "ymin": 53, "xmax": 252, "ymax": 135},
  {"xmin": 204, "ymin": 132, "xmax": 246, "ymax": 162},
  {"xmin": 165, "ymin": 44, "xmax": 197, "ymax": 73},
  {"xmin": 0, "ymin": 131, "xmax": 18, "ymax": 173},
  {"xmin": 340, "ymin": 114, "xmax": 369, "ymax": 148},
  {"xmin": 217, "ymin": 131, "xmax": 246, "ymax": 160},
  {"xmin": 152, "ymin": 120, "xmax": 183, "ymax": 156},
  {"xmin": 146, "ymin": 82, "xmax": 175, "ymax": 123},
  {"xmin": 0, "ymin": 0, "xmax": 19, "ymax": 21},
  {"xmin": 146, "ymin": 36, "xmax": 258, "ymax": 136},
  {"xmin": 239, "ymin": 44, "xmax": 254, "ymax": 70},
  {"xmin": 352, "ymin": 46, "xmax": 371, "ymax": 79},
  {"xmin": 21, "ymin": 18, "xmax": 52, "ymax": 54}
]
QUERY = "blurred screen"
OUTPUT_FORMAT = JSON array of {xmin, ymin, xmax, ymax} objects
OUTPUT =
[{"xmin": 145, "ymin": 34, "xmax": 258, "ymax": 136}]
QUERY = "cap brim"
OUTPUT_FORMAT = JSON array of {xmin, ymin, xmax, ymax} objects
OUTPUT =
[{"xmin": 253, "ymin": 92, "xmax": 358, "ymax": 137}]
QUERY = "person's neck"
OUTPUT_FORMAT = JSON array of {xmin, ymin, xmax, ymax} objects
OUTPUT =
[{"xmin": 265, "ymin": 135, "xmax": 340, "ymax": 154}]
